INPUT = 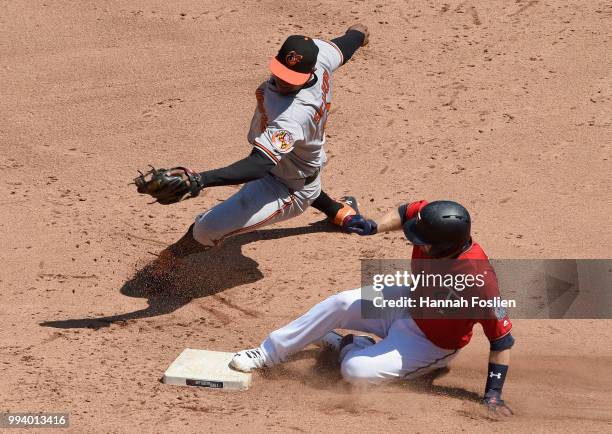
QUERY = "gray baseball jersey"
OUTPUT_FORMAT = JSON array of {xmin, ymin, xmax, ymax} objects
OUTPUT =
[
  {"xmin": 247, "ymin": 39, "xmax": 344, "ymax": 189},
  {"xmin": 193, "ymin": 40, "xmax": 344, "ymax": 247}
]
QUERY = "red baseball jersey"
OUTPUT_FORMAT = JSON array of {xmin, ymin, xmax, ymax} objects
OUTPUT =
[{"xmin": 403, "ymin": 200, "xmax": 513, "ymax": 350}]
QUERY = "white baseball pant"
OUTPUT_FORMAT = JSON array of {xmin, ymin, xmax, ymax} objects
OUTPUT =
[
  {"xmin": 260, "ymin": 286, "xmax": 459, "ymax": 383},
  {"xmin": 192, "ymin": 174, "xmax": 321, "ymax": 247}
]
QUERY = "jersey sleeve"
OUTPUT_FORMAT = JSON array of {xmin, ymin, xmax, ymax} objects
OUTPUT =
[
  {"xmin": 315, "ymin": 40, "xmax": 343, "ymax": 73},
  {"xmin": 252, "ymin": 120, "xmax": 304, "ymax": 164},
  {"xmin": 477, "ymin": 266, "xmax": 513, "ymax": 342},
  {"xmin": 480, "ymin": 316, "xmax": 513, "ymax": 343},
  {"xmin": 399, "ymin": 200, "xmax": 429, "ymax": 224}
]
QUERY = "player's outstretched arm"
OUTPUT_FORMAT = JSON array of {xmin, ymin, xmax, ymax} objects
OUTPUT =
[
  {"xmin": 347, "ymin": 23, "xmax": 369, "ymax": 46},
  {"xmin": 330, "ymin": 23, "xmax": 369, "ymax": 65},
  {"xmin": 133, "ymin": 149, "xmax": 275, "ymax": 205},
  {"xmin": 344, "ymin": 204, "xmax": 404, "ymax": 236},
  {"xmin": 375, "ymin": 207, "xmax": 403, "ymax": 233},
  {"xmin": 197, "ymin": 148, "xmax": 275, "ymax": 187}
]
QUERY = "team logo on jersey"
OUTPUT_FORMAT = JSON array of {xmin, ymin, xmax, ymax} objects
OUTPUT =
[
  {"xmin": 285, "ymin": 51, "xmax": 303, "ymax": 66},
  {"xmin": 271, "ymin": 130, "xmax": 295, "ymax": 153}
]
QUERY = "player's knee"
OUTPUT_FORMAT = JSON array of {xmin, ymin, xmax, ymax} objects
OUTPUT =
[
  {"xmin": 327, "ymin": 290, "xmax": 359, "ymax": 313},
  {"xmin": 340, "ymin": 357, "xmax": 382, "ymax": 384},
  {"xmin": 192, "ymin": 212, "xmax": 222, "ymax": 247}
]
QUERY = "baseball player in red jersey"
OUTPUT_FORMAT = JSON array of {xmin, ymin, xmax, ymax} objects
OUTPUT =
[{"xmin": 230, "ymin": 200, "xmax": 515, "ymax": 416}]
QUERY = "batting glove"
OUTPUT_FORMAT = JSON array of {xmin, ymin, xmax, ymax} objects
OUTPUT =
[
  {"xmin": 343, "ymin": 215, "xmax": 378, "ymax": 236},
  {"xmin": 482, "ymin": 390, "xmax": 514, "ymax": 417}
]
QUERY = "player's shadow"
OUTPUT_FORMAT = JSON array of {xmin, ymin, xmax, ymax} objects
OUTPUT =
[
  {"xmin": 263, "ymin": 351, "xmax": 481, "ymax": 402},
  {"xmin": 406, "ymin": 367, "xmax": 482, "ymax": 402},
  {"xmin": 40, "ymin": 220, "xmax": 336, "ymax": 330}
]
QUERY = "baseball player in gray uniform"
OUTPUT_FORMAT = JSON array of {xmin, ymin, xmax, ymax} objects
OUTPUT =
[{"xmin": 137, "ymin": 24, "xmax": 370, "ymax": 272}]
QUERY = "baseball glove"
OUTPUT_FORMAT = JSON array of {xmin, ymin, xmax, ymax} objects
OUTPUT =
[{"xmin": 134, "ymin": 166, "xmax": 203, "ymax": 205}]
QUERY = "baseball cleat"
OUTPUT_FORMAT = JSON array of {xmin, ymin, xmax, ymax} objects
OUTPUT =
[
  {"xmin": 339, "ymin": 195, "xmax": 360, "ymax": 214},
  {"xmin": 229, "ymin": 348, "xmax": 269, "ymax": 372},
  {"xmin": 332, "ymin": 195, "xmax": 360, "ymax": 226},
  {"xmin": 319, "ymin": 331, "xmax": 376, "ymax": 353},
  {"xmin": 319, "ymin": 330, "xmax": 344, "ymax": 351},
  {"xmin": 338, "ymin": 333, "xmax": 376, "ymax": 362}
]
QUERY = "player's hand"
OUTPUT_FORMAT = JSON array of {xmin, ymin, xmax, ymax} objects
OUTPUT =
[
  {"xmin": 348, "ymin": 23, "xmax": 369, "ymax": 46},
  {"xmin": 165, "ymin": 167, "xmax": 190, "ymax": 180},
  {"xmin": 482, "ymin": 392, "xmax": 514, "ymax": 417},
  {"xmin": 134, "ymin": 166, "xmax": 203, "ymax": 205},
  {"xmin": 343, "ymin": 215, "xmax": 378, "ymax": 236}
]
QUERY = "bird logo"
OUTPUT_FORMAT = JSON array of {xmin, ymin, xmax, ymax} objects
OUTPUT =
[{"xmin": 285, "ymin": 51, "xmax": 303, "ymax": 66}]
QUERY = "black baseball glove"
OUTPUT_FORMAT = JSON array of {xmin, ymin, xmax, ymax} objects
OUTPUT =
[{"xmin": 134, "ymin": 166, "xmax": 203, "ymax": 205}]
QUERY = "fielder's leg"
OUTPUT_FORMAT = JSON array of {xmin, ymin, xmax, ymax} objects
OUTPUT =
[
  {"xmin": 193, "ymin": 174, "xmax": 320, "ymax": 247},
  {"xmin": 135, "ymin": 222, "xmax": 206, "ymax": 291},
  {"xmin": 311, "ymin": 190, "xmax": 359, "ymax": 226},
  {"xmin": 143, "ymin": 175, "xmax": 320, "ymax": 288}
]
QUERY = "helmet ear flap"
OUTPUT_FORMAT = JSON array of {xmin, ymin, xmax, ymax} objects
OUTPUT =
[
  {"xmin": 427, "ymin": 238, "xmax": 472, "ymax": 258},
  {"xmin": 402, "ymin": 218, "xmax": 430, "ymax": 246}
]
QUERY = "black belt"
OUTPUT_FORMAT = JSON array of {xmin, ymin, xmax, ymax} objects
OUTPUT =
[{"xmin": 304, "ymin": 169, "xmax": 320, "ymax": 185}]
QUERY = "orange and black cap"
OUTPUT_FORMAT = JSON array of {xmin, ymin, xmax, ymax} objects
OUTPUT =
[{"xmin": 269, "ymin": 35, "xmax": 318, "ymax": 86}]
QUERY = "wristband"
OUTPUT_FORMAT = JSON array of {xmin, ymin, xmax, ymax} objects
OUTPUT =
[
  {"xmin": 484, "ymin": 363, "xmax": 508, "ymax": 397},
  {"xmin": 398, "ymin": 204, "xmax": 408, "ymax": 225}
]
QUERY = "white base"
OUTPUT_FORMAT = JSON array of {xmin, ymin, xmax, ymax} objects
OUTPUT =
[{"xmin": 162, "ymin": 349, "xmax": 252, "ymax": 390}]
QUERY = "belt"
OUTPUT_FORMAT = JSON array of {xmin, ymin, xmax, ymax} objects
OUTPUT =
[{"xmin": 304, "ymin": 169, "xmax": 320, "ymax": 185}]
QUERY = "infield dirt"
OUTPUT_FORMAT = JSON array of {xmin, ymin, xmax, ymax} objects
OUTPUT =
[{"xmin": 1, "ymin": 0, "xmax": 611, "ymax": 432}]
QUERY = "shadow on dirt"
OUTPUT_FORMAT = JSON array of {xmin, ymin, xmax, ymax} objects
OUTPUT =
[
  {"xmin": 40, "ymin": 220, "xmax": 335, "ymax": 329},
  {"xmin": 261, "ymin": 350, "xmax": 481, "ymax": 402},
  {"xmin": 407, "ymin": 367, "xmax": 482, "ymax": 402}
]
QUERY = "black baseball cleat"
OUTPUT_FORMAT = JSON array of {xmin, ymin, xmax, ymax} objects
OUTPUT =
[
  {"xmin": 318, "ymin": 331, "xmax": 375, "ymax": 352},
  {"xmin": 339, "ymin": 196, "xmax": 360, "ymax": 214},
  {"xmin": 332, "ymin": 196, "xmax": 360, "ymax": 226}
]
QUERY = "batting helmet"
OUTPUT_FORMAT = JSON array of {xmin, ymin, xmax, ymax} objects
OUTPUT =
[{"xmin": 403, "ymin": 200, "xmax": 471, "ymax": 257}]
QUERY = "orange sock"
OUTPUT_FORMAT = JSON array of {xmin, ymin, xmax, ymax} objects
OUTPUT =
[{"xmin": 333, "ymin": 204, "xmax": 357, "ymax": 226}]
